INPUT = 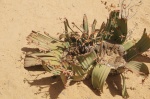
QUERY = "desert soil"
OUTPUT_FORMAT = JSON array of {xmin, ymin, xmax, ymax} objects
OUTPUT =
[{"xmin": 0, "ymin": 0, "xmax": 150, "ymax": 99}]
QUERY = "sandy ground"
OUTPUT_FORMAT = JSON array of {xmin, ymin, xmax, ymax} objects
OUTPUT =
[{"xmin": 0, "ymin": 0, "xmax": 150, "ymax": 99}]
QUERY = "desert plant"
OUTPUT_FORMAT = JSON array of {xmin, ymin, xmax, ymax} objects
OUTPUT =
[{"xmin": 23, "ymin": 10, "xmax": 150, "ymax": 98}]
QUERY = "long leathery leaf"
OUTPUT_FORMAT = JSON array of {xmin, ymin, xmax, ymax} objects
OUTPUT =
[
  {"xmin": 27, "ymin": 36, "xmax": 56, "ymax": 51},
  {"xmin": 65, "ymin": 18, "xmax": 75, "ymax": 33},
  {"xmin": 77, "ymin": 50, "xmax": 97, "ymax": 70},
  {"xmin": 125, "ymin": 28, "xmax": 150, "ymax": 61},
  {"xmin": 122, "ymin": 41, "xmax": 135, "ymax": 51},
  {"xmin": 121, "ymin": 74, "xmax": 129, "ymax": 98},
  {"xmin": 103, "ymin": 10, "xmax": 127, "ymax": 44},
  {"xmin": 96, "ymin": 22, "xmax": 105, "ymax": 38},
  {"xmin": 89, "ymin": 19, "xmax": 97, "ymax": 39},
  {"xmin": 64, "ymin": 20, "xmax": 71, "ymax": 42},
  {"xmin": 27, "ymin": 32, "xmax": 64, "ymax": 51},
  {"xmin": 125, "ymin": 61, "xmax": 149, "ymax": 77},
  {"xmin": 32, "ymin": 31, "xmax": 59, "ymax": 42},
  {"xmin": 83, "ymin": 14, "xmax": 89, "ymax": 34},
  {"xmin": 64, "ymin": 21, "xmax": 68, "ymax": 34},
  {"xmin": 92, "ymin": 19, "xmax": 97, "ymax": 33},
  {"xmin": 26, "ymin": 50, "xmax": 62, "ymax": 58},
  {"xmin": 25, "ymin": 51, "xmax": 62, "ymax": 72},
  {"xmin": 24, "ymin": 56, "xmax": 61, "ymax": 68},
  {"xmin": 42, "ymin": 60, "xmax": 61, "ymax": 75},
  {"xmin": 42, "ymin": 61, "xmax": 54, "ymax": 72},
  {"xmin": 91, "ymin": 65, "xmax": 111, "ymax": 91},
  {"xmin": 72, "ymin": 65, "xmax": 93, "ymax": 81},
  {"xmin": 71, "ymin": 64, "xmax": 86, "ymax": 76}
]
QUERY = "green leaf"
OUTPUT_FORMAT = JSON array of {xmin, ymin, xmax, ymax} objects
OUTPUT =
[
  {"xmin": 125, "ymin": 28, "xmax": 150, "ymax": 61},
  {"xmin": 91, "ymin": 19, "xmax": 97, "ymax": 33},
  {"xmin": 72, "ymin": 64, "xmax": 86, "ymax": 76},
  {"xmin": 122, "ymin": 41, "xmax": 135, "ymax": 51},
  {"xmin": 89, "ymin": 19, "xmax": 97, "ymax": 39},
  {"xmin": 64, "ymin": 21, "xmax": 68, "ymax": 34},
  {"xmin": 83, "ymin": 14, "xmax": 89, "ymax": 34},
  {"xmin": 77, "ymin": 50, "xmax": 97, "ymax": 70},
  {"xmin": 32, "ymin": 31, "xmax": 59, "ymax": 42},
  {"xmin": 121, "ymin": 74, "xmax": 129, "ymax": 98},
  {"xmin": 24, "ymin": 56, "xmax": 61, "ymax": 68},
  {"xmin": 64, "ymin": 20, "xmax": 72, "ymax": 43},
  {"xmin": 40, "ymin": 57, "xmax": 61, "ymax": 66},
  {"xmin": 81, "ymin": 14, "xmax": 89, "ymax": 40},
  {"xmin": 61, "ymin": 60, "xmax": 68, "ymax": 68},
  {"xmin": 91, "ymin": 64, "xmax": 111, "ymax": 92},
  {"xmin": 125, "ymin": 61, "xmax": 149, "ymax": 77},
  {"xmin": 96, "ymin": 22, "xmax": 105, "ymax": 38},
  {"xmin": 27, "ymin": 31, "xmax": 64, "ymax": 51},
  {"xmin": 26, "ymin": 50, "xmax": 61, "ymax": 61},
  {"xmin": 26, "ymin": 50, "xmax": 62, "ymax": 58},
  {"xmin": 65, "ymin": 18, "xmax": 75, "ymax": 33},
  {"xmin": 24, "ymin": 50, "xmax": 62, "ymax": 73},
  {"xmin": 42, "ymin": 61, "xmax": 54, "ymax": 72},
  {"xmin": 24, "ymin": 54, "xmax": 61, "ymax": 75},
  {"xmin": 115, "ymin": 18, "xmax": 127, "ymax": 43},
  {"xmin": 103, "ymin": 10, "xmax": 127, "ymax": 44},
  {"xmin": 71, "ymin": 65, "xmax": 93, "ymax": 81},
  {"xmin": 42, "ymin": 60, "xmax": 61, "ymax": 75}
]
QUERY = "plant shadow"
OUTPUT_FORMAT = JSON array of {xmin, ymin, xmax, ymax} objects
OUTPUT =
[
  {"xmin": 22, "ymin": 47, "xmax": 68, "ymax": 99},
  {"xmin": 21, "ymin": 47, "xmax": 39, "ymax": 52},
  {"xmin": 83, "ymin": 79, "xmax": 101, "ymax": 96},
  {"xmin": 106, "ymin": 75, "xmax": 122, "ymax": 96},
  {"xmin": 83, "ymin": 75, "xmax": 122, "ymax": 97},
  {"xmin": 25, "ymin": 67, "xmax": 122, "ymax": 99},
  {"xmin": 24, "ymin": 65, "xmax": 45, "ymax": 71},
  {"xmin": 24, "ymin": 76, "xmax": 65, "ymax": 99},
  {"xmin": 133, "ymin": 54, "xmax": 150, "ymax": 63}
]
